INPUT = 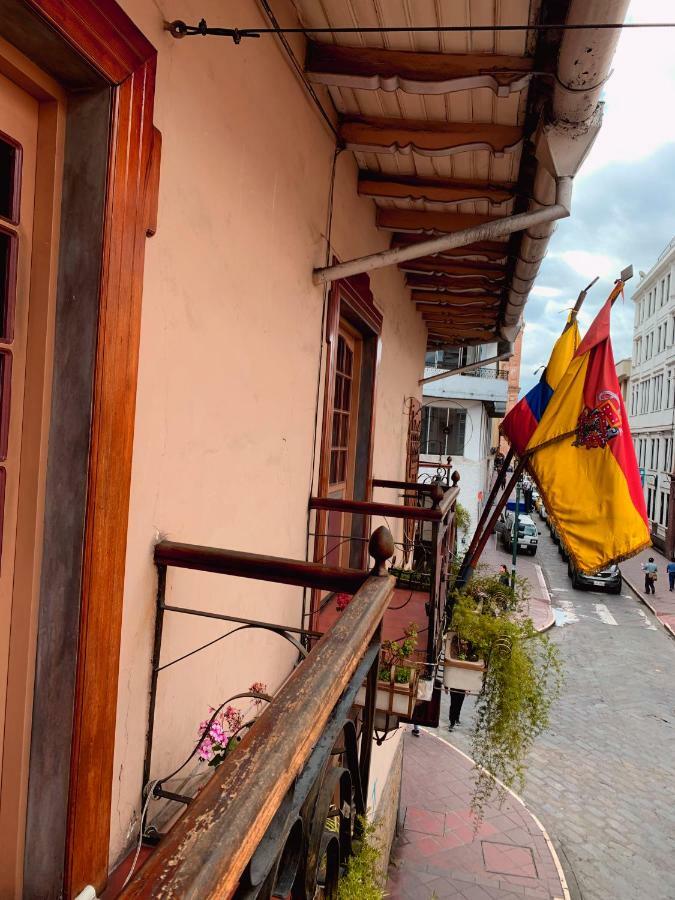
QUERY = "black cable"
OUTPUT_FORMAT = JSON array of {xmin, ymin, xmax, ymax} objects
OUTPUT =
[
  {"xmin": 171, "ymin": 21, "xmax": 675, "ymax": 39},
  {"xmin": 254, "ymin": 1, "xmax": 339, "ymax": 140}
]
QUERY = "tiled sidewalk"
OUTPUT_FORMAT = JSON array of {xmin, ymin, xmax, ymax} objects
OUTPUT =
[
  {"xmin": 619, "ymin": 545, "xmax": 675, "ymax": 638},
  {"xmin": 387, "ymin": 731, "xmax": 568, "ymax": 900}
]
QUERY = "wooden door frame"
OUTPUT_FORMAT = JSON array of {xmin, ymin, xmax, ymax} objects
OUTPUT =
[
  {"xmin": 311, "ymin": 271, "xmax": 382, "ymax": 626},
  {"xmin": 4, "ymin": 1, "xmax": 158, "ymax": 895}
]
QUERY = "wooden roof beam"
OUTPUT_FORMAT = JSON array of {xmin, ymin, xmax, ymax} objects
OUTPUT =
[
  {"xmin": 405, "ymin": 274, "xmax": 504, "ymax": 292},
  {"xmin": 305, "ymin": 42, "xmax": 533, "ymax": 98},
  {"xmin": 358, "ymin": 172, "xmax": 516, "ymax": 206},
  {"xmin": 399, "ymin": 259, "xmax": 507, "ymax": 277},
  {"xmin": 340, "ymin": 116, "xmax": 522, "ymax": 158},
  {"xmin": 412, "ymin": 291, "xmax": 500, "ymax": 308},
  {"xmin": 391, "ymin": 234, "xmax": 508, "ymax": 262},
  {"xmin": 378, "ymin": 208, "xmax": 497, "ymax": 234}
]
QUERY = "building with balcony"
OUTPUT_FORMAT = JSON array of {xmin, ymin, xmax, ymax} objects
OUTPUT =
[
  {"xmin": 0, "ymin": 1, "xmax": 625, "ymax": 897},
  {"xmin": 420, "ymin": 344, "xmax": 509, "ymax": 540},
  {"xmin": 627, "ymin": 238, "xmax": 675, "ymax": 551}
]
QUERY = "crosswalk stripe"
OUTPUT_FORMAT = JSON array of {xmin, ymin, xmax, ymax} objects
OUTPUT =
[
  {"xmin": 636, "ymin": 608, "xmax": 658, "ymax": 630},
  {"xmin": 594, "ymin": 603, "xmax": 618, "ymax": 626}
]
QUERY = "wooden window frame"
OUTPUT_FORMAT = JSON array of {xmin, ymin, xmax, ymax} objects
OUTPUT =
[{"xmin": 2, "ymin": 1, "xmax": 159, "ymax": 895}]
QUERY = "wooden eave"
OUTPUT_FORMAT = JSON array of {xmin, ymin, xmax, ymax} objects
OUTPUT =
[
  {"xmin": 297, "ymin": 0, "xmax": 568, "ymax": 349},
  {"xmin": 340, "ymin": 115, "xmax": 523, "ymax": 157},
  {"xmin": 306, "ymin": 41, "xmax": 534, "ymax": 97}
]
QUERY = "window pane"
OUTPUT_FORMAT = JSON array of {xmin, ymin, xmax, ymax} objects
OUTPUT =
[
  {"xmin": 0, "ymin": 136, "xmax": 19, "ymax": 222},
  {"xmin": 446, "ymin": 410, "xmax": 466, "ymax": 456},
  {"xmin": 0, "ymin": 228, "xmax": 16, "ymax": 340}
]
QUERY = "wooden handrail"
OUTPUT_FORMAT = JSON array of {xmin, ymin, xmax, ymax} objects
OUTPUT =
[
  {"xmin": 371, "ymin": 478, "xmax": 439, "ymax": 494},
  {"xmin": 120, "ymin": 572, "xmax": 395, "ymax": 898},
  {"xmin": 309, "ymin": 495, "xmax": 444, "ymax": 522},
  {"xmin": 154, "ymin": 540, "xmax": 371, "ymax": 594},
  {"xmin": 438, "ymin": 485, "xmax": 460, "ymax": 518}
]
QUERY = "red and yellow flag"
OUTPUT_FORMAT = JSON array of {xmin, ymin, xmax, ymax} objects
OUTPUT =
[{"xmin": 525, "ymin": 284, "xmax": 649, "ymax": 572}]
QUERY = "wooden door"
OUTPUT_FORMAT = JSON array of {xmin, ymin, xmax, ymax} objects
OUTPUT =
[
  {"xmin": 325, "ymin": 323, "xmax": 362, "ymax": 568},
  {"xmin": 0, "ymin": 73, "xmax": 39, "ymax": 803}
]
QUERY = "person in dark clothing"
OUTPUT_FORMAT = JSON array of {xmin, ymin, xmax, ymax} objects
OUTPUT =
[
  {"xmin": 448, "ymin": 688, "xmax": 466, "ymax": 730},
  {"xmin": 522, "ymin": 476, "xmax": 533, "ymax": 514},
  {"xmin": 668, "ymin": 560, "xmax": 675, "ymax": 592},
  {"xmin": 499, "ymin": 564, "xmax": 510, "ymax": 586}
]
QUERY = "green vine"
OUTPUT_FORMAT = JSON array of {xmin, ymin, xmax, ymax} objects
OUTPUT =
[
  {"xmin": 454, "ymin": 501, "xmax": 471, "ymax": 535},
  {"xmin": 449, "ymin": 577, "xmax": 563, "ymax": 818}
]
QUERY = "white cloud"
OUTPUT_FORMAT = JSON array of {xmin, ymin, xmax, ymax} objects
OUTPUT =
[
  {"xmin": 580, "ymin": 0, "xmax": 675, "ymax": 176},
  {"xmin": 529, "ymin": 285, "xmax": 564, "ymax": 298},
  {"xmin": 554, "ymin": 250, "xmax": 621, "ymax": 280}
]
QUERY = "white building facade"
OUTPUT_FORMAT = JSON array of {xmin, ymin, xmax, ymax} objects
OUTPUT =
[
  {"xmin": 420, "ymin": 344, "xmax": 508, "ymax": 542},
  {"xmin": 628, "ymin": 238, "xmax": 675, "ymax": 550}
]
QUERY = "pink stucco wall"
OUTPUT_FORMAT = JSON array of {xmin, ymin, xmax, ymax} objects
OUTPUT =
[{"xmin": 111, "ymin": 0, "xmax": 427, "ymax": 864}]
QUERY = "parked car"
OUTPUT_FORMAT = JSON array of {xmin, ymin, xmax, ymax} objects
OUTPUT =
[
  {"xmin": 568, "ymin": 561, "xmax": 622, "ymax": 594},
  {"xmin": 501, "ymin": 513, "xmax": 540, "ymax": 555},
  {"xmin": 548, "ymin": 520, "xmax": 560, "ymax": 545}
]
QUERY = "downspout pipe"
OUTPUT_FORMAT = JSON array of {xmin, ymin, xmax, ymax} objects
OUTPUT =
[
  {"xmin": 313, "ymin": 177, "xmax": 572, "ymax": 286},
  {"xmin": 500, "ymin": 0, "xmax": 630, "ymax": 340},
  {"xmin": 419, "ymin": 341, "xmax": 513, "ymax": 386}
]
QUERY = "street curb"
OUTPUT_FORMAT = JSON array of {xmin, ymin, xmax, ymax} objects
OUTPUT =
[
  {"xmin": 621, "ymin": 575, "xmax": 675, "ymax": 640},
  {"xmin": 416, "ymin": 729, "xmax": 570, "ymax": 900},
  {"xmin": 534, "ymin": 563, "xmax": 556, "ymax": 633}
]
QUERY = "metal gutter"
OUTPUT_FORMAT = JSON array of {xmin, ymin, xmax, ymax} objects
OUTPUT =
[{"xmin": 500, "ymin": 0, "xmax": 630, "ymax": 340}]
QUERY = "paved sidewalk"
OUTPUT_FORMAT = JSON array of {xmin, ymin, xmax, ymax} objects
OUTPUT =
[
  {"xmin": 620, "ymin": 545, "xmax": 675, "ymax": 638},
  {"xmin": 387, "ymin": 731, "xmax": 569, "ymax": 900},
  {"xmin": 478, "ymin": 532, "xmax": 555, "ymax": 633}
]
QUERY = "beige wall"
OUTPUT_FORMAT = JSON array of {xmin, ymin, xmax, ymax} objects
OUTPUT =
[{"xmin": 111, "ymin": 0, "xmax": 426, "ymax": 865}]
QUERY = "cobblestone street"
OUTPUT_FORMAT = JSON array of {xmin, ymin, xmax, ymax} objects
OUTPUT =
[{"xmin": 432, "ymin": 524, "xmax": 675, "ymax": 900}]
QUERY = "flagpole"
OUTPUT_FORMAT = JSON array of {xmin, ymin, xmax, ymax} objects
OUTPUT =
[
  {"xmin": 460, "ymin": 447, "xmax": 514, "ymax": 576},
  {"xmin": 456, "ymin": 457, "xmax": 527, "ymax": 585}
]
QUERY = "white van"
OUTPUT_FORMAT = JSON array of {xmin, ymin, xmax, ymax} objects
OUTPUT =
[{"xmin": 500, "ymin": 513, "xmax": 539, "ymax": 556}]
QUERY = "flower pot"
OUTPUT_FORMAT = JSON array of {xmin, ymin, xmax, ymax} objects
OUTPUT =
[{"xmin": 443, "ymin": 634, "xmax": 485, "ymax": 693}]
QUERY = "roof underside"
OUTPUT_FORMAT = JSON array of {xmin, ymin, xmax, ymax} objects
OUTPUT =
[{"xmin": 293, "ymin": 0, "xmax": 570, "ymax": 349}]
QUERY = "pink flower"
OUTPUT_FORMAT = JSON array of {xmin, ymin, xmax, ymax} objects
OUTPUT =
[
  {"xmin": 335, "ymin": 593, "xmax": 352, "ymax": 611},
  {"xmin": 198, "ymin": 736, "xmax": 214, "ymax": 762}
]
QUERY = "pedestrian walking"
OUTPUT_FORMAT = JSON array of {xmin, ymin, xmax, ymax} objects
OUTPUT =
[
  {"xmin": 445, "ymin": 685, "xmax": 466, "ymax": 731},
  {"xmin": 667, "ymin": 559, "xmax": 675, "ymax": 592},
  {"xmin": 642, "ymin": 557, "xmax": 658, "ymax": 595},
  {"xmin": 523, "ymin": 475, "xmax": 533, "ymax": 514},
  {"xmin": 499, "ymin": 564, "xmax": 510, "ymax": 586}
]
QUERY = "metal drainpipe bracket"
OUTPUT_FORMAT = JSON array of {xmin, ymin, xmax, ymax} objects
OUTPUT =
[{"xmin": 535, "ymin": 107, "xmax": 604, "ymax": 180}]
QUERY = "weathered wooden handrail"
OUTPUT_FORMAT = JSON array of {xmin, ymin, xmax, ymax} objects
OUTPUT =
[
  {"xmin": 309, "ymin": 487, "xmax": 459, "ymax": 524},
  {"xmin": 309, "ymin": 495, "xmax": 444, "ymax": 522},
  {"xmin": 120, "ymin": 569, "xmax": 396, "ymax": 897},
  {"xmin": 371, "ymin": 478, "xmax": 441, "ymax": 494},
  {"xmin": 155, "ymin": 540, "xmax": 372, "ymax": 594}
]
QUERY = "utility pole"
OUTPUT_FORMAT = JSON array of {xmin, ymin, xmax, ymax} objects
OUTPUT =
[{"xmin": 511, "ymin": 481, "xmax": 521, "ymax": 589}]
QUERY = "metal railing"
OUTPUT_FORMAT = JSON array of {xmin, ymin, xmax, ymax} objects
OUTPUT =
[
  {"xmin": 309, "ymin": 480, "xmax": 459, "ymax": 728},
  {"xmin": 121, "ymin": 529, "xmax": 395, "ymax": 897}
]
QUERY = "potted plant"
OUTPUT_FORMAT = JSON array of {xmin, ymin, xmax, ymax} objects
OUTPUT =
[
  {"xmin": 355, "ymin": 623, "xmax": 420, "ymax": 718},
  {"xmin": 447, "ymin": 576, "xmax": 562, "ymax": 817}
]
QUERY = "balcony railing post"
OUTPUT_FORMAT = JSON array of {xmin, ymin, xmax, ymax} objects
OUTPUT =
[
  {"xmin": 359, "ymin": 631, "xmax": 381, "ymax": 794},
  {"xmin": 142, "ymin": 563, "xmax": 167, "ymax": 799}
]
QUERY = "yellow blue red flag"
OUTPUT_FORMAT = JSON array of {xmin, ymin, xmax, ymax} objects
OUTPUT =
[
  {"xmin": 525, "ymin": 284, "xmax": 649, "ymax": 572},
  {"xmin": 500, "ymin": 314, "xmax": 580, "ymax": 456}
]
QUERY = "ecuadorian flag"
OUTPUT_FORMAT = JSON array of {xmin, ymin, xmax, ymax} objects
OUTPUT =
[
  {"xmin": 526, "ymin": 284, "xmax": 649, "ymax": 572},
  {"xmin": 500, "ymin": 314, "xmax": 580, "ymax": 455}
]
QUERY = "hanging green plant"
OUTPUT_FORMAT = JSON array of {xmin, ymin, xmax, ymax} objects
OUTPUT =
[
  {"xmin": 448, "ymin": 578, "xmax": 563, "ymax": 818},
  {"xmin": 454, "ymin": 501, "xmax": 471, "ymax": 536}
]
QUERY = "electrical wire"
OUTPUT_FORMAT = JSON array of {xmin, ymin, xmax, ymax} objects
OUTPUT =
[
  {"xmin": 120, "ymin": 779, "xmax": 160, "ymax": 890},
  {"xmin": 254, "ymin": 0, "xmax": 338, "ymax": 139},
  {"xmin": 171, "ymin": 21, "xmax": 675, "ymax": 39}
]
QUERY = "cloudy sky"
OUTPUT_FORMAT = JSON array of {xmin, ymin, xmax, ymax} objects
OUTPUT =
[{"xmin": 519, "ymin": 0, "xmax": 675, "ymax": 395}]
